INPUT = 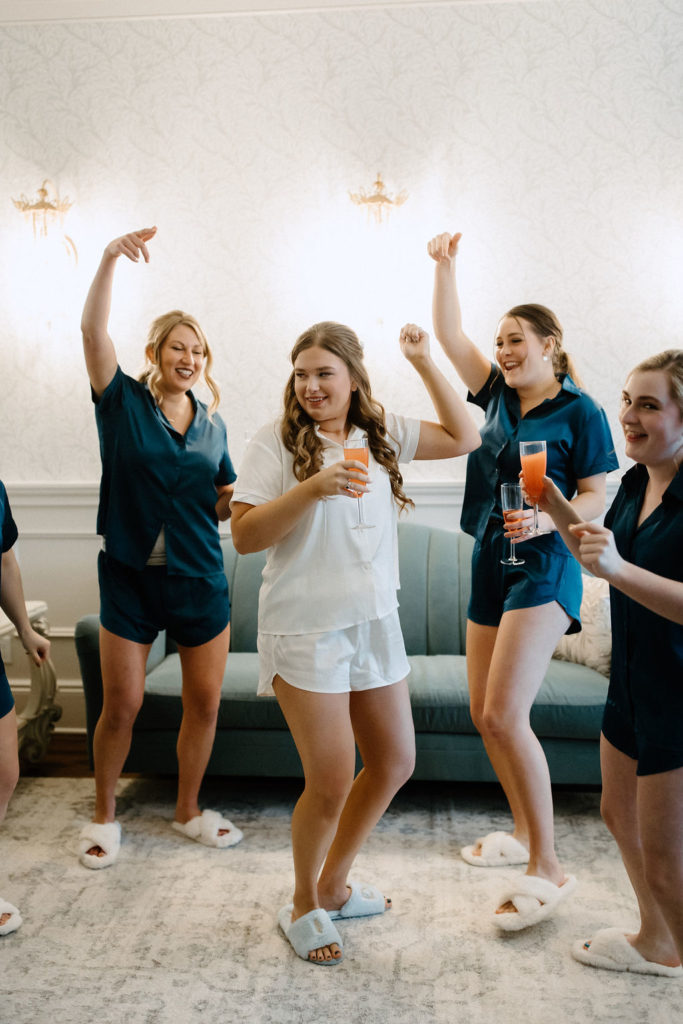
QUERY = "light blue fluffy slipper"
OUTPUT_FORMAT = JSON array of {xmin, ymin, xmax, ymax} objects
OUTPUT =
[
  {"xmin": 278, "ymin": 904, "xmax": 343, "ymax": 965},
  {"xmin": 328, "ymin": 881, "xmax": 388, "ymax": 920}
]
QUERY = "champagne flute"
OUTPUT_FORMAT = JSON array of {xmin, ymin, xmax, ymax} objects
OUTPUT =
[
  {"xmin": 343, "ymin": 436, "xmax": 374, "ymax": 530},
  {"xmin": 500, "ymin": 483, "xmax": 525, "ymax": 566},
  {"xmin": 519, "ymin": 440, "xmax": 547, "ymax": 536}
]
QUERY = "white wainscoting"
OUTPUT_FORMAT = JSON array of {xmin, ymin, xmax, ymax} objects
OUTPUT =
[{"xmin": 5, "ymin": 478, "xmax": 619, "ymax": 732}]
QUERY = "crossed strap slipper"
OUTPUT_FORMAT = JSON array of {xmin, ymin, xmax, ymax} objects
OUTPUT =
[
  {"xmin": 492, "ymin": 873, "xmax": 577, "ymax": 931},
  {"xmin": 278, "ymin": 904, "xmax": 343, "ymax": 965},
  {"xmin": 172, "ymin": 809, "xmax": 243, "ymax": 849},
  {"xmin": 0, "ymin": 898, "xmax": 23, "ymax": 936},
  {"xmin": 327, "ymin": 881, "xmax": 388, "ymax": 920},
  {"xmin": 572, "ymin": 928, "xmax": 683, "ymax": 978},
  {"xmin": 461, "ymin": 830, "xmax": 529, "ymax": 867},
  {"xmin": 78, "ymin": 820, "xmax": 122, "ymax": 870}
]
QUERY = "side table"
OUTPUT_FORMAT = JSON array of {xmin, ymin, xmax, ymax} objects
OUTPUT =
[{"xmin": 0, "ymin": 600, "xmax": 62, "ymax": 762}]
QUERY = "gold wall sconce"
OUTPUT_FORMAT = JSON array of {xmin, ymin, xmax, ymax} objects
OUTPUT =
[
  {"xmin": 12, "ymin": 179, "xmax": 78, "ymax": 263},
  {"xmin": 349, "ymin": 172, "xmax": 408, "ymax": 224}
]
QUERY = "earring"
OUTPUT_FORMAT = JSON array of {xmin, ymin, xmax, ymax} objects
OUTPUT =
[{"xmin": 543, "ymin": 354, "xmax": 549, "ymax": 362}]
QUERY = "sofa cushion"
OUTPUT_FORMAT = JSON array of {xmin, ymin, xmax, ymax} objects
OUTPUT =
[{"xmin": 407, "ymin": 654, "xmax": 607, "ymax": 740}]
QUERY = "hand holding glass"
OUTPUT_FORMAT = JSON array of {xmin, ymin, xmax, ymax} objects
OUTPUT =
[
  {"xmin": 343, "ymin": 437, "xmax": 374, "ymax": 530},
  {"xmin": 500, "ymin": 483, "xmax": 525, "ymax": 566},
  {"xmin": 519, "ymin": 440, "xmax": 547, "ymax": 536}
]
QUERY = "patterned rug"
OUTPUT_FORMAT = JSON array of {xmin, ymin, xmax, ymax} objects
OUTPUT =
[{"xmin": 1, "ymin": 776, "xmax": 678, "ymax": 1023}]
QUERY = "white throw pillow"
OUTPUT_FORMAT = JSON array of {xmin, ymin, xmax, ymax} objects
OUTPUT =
[{"xmin": 553, "ymin": 575, "xmax": 611, "ymax": 677}]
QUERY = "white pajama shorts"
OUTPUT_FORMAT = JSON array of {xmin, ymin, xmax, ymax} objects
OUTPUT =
[{"xmin": 257, "ymin": 609, "xmax": 410, "ymax": 696}]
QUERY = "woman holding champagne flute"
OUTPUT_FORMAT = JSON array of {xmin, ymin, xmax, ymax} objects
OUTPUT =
[
  {"xmin": 230, "ymin": 320, "xmax": 480, "ymax": 965},
  {"xmin": 428, "ymin": 231, "xmax": 618, "ymax": 931}
]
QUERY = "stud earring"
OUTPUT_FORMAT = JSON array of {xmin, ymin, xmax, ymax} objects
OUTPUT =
[{"xmin": 543, "ymin": 354, "xmax": 549, "ymax": 362}]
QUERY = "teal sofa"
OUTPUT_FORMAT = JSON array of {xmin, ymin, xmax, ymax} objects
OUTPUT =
[{"xmin": 75, "ymin": 523, "xmax": 609, "ymax": 784}]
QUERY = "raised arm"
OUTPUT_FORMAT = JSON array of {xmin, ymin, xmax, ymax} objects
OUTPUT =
[
  {"xmin": 0, "ymin": 549, "xmax": 50, "ymax": 668},
  {"xmin": 230, "ymin": 459, "xmax": 369, "ymax": 554},
  {"xmin": 428, "ymin": 231, "xmax": 492, "ymax": 396},
  {"xmin": 81, "ymin": 226, "xmax": 157, "ymax": 396},
  {"xmin": 398, "ymin": 324, "xmax": 481, "ymax": 459}
]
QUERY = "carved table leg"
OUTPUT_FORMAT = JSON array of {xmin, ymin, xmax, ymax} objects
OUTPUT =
[{"xmin": 16, "ymin": 615, "xmax": 62, "ymax": 763}]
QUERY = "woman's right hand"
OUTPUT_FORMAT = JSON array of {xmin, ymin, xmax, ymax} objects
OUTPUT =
[
  {"xmin": 427, "ymin": 231, "xmax": 461, "ymax": 265},
  {"xmin": 313, "ymin": 459, "xmax": 370, "ymax": 499},
  {"xmin": 105, "ymin": 226, "xmax": 157, "ymax": 263}
]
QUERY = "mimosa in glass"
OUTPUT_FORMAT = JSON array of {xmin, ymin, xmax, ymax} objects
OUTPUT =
[
  {"xmin": 343, "ymin": 436, "xmax": 374, "ymax": 530},
  {"xmin": 500, "ymin": 483, "xmax": 525, "ymax": 566},
  {"xmin": 519, "ymin": 440, "xmax": 547, "ymax": 535}
]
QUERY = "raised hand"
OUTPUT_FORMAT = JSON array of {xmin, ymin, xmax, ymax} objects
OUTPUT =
[
  {"xmin": 568, "ymin": 521, "xmax": 623, "ymax": 580},
  {"xmin": 427, "ymin": 231, "xmax": 461, "ymax": 265},
  {"xmin": 105, "ymin": 226, "xmax": 157, "ymax": 263},
  {"xmin": 399, "ymin": 323, "xmax": 431, "ymax": 364}
]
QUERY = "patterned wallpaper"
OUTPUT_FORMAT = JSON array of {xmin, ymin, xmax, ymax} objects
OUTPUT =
[{"xmin": 0, "ymin": 0, "xmax": 681, "ymax": 484}]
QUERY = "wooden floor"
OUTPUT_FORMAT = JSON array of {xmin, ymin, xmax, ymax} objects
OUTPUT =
[{"xmin": 21, "ymin": 732, "xmax": 93, "ymax": 778}]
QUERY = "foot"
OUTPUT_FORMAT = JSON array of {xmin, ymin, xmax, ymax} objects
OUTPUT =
[
  {"xmin": 461, "ymin": 831, "xmax": 529, "ymax": 867},
  {"xmin": 278, "ymin": 904, "xmax": 343, "ymax": 965},
  {"xmin": 319, "ymin": 880, "xmax": 391, "ymax": 919},
  {"xmin": 0, "ymin": 899, "xmax": 22, "ymax": 936},
  {"xmin": 496, "ymin": 866, "xmax": 565, "ymax": 915},
  {"xmin": 172, "ymin": 809, "xmax": 243, "ymax": 848}
]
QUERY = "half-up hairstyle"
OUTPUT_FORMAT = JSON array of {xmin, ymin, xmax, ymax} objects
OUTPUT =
[
  {"xmin": 505, "ymin": 303, "xmax": 582, "ymax": 387},
  {"xmin": 139, "ymin": 310, "xmax": 220, "ymax": 416},
  {"xmin": 282, "ymin": 321, "xmax": 414, "ymax": 513},
  {"xmin": 631, "ymin": 349, "xmax": 683, "ymax": 417}
]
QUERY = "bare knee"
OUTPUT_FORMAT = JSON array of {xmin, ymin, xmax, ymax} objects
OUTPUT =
[
  {"xmin": 0, "ymin": 762, "xmax": 19, "ymax": 812},
  {"xmin": 98, "ymin": 695, "xmax": 143, "ymax": 734},
  {"xmin": 303, "ymin": 775, "xmax": 353, "ymax": 822},
  {"xmin": 181, "ymin": 691, "xmax": 221, "ymax": 729}
]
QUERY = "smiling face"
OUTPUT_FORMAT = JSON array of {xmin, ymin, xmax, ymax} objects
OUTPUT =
[
  {"xmin": 293, "ymin": 344, "xmax": 356, "ymax": 433},
  {"xmin": 494, "ymin": 315, "xmax": 555, "ymax": 390},
  {"xmin": 153, "ymin": 323, "xmax": 205, "ymax": 397},
  {"xmin": 620, "ymin": 369, "xmax": 683, "ymax": 469}
]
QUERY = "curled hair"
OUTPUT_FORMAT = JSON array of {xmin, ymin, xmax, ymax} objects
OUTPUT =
[
  {"xmin": 631, "ymin": 349, "xmax": 683, "ymax": 418},
  {"xmin": 281, "ymin": 321, "xmax": 414, "ymax": 513},
  {"xmin": 139, "ymin": 310, "xmax": 220, "ymax": 415},
  {"xmin": 505, "ymin": 304, "xmax": 582, "ymax": 387}
]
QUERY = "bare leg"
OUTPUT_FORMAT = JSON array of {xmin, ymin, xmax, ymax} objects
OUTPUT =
[
  {"xmin": 93, "ymin": 627, "xmax": 150, "ymax": 823},
  {"xmin": 0, "ymin": 708, "xmax": 19, "ymax": 929},
  {"xmin": 273, "ymin": 676, "xmax": 356, "ymax": 963},
  {"xmin": 600, "ymin": 737, "xmax": 682, "ymax": 967},
  {"xmin": 469, "ymin": 605, "xmax": 572, "ymax": 907},
  {"xmin": 317, "ymin": 679, "xmax": 415, "ymax": 911},
  {"xmin": 466, "ymin": 621, "xmax": 530, "ymax": 848},
  {"xmin": 174, "ymin": 624, "xmax": 230, "ymax": 826}
]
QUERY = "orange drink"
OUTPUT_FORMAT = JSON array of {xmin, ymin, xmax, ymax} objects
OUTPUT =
[
  {"xmin": 520, "ymin": 448, "xmax": 546, "ymax": 504},
  {"xmin": 343, "ymin": 444, "xmax": 368, "ymax": 498}
]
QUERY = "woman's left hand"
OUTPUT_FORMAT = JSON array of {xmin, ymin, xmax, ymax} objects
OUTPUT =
[
  {"xmin": 19, "ymin": 627, "xmax": 50, "ymax": 668},
  {"xmin": 503, "ymin": 507, "xmax": 535, "ymax": 543},
  {"xmin": 399, "ymin": 323, "xmax": 431, "ymax": 364}
]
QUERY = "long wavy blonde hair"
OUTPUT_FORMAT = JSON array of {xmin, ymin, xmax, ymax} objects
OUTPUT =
[
  {"xmin": 139, "ymin": 310, "xmax": 220, "ymax": 415},
  {"xmin": 282, "ymin": 322, "xmax": 414, "ymax": 513}
]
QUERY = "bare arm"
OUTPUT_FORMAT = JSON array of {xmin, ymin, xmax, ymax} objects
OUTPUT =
[
  {"xmin": 215, "ymin": 484, "xmax": 234, "ymax": 522},
  {"xmin": 0, "ymin": 549, "xmax": 50, "ymax": 667},
  {"xmin": 398, "ymin": 324, "xmax": 481, "ymax": 459},
  {"xmin": 568, "ymin": 521, "xmax": 683, "ymax": 625},
  {"xmin": 230, "ymin": 460, "xmax": 369, "ymax": 554},
  {"xmin": 81, "ymin": 226, "xmax": 157, "ymax": 396},
  {"xmin": 428, "ymin": 232, "xmax": 492, "ymax": 396},
  {"xmin": 528, "ymin": 472, "xmax": 607, "ymax": 540}
]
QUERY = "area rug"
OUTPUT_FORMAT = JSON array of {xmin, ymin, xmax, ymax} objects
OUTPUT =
[{"xmin": 1, "ymin": 776, "xmax": 678, "ymax": 1023}]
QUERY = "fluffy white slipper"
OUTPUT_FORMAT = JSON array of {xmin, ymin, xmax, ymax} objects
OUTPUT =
[
  {"xmin": 328, "ymin": 881, "xmax": 388, "ymax": 920},
  {"xmin": 572, "ymin": 928, "xmax": 683, "ymax": 978},
  {"xmin": 78, "ymin": 821, "xmax": 121, "ymax": 870},
  {"xmin": 0, "ymin": 899, "xmax": 23, "ymax": 936},
  {"xmin": 492, "ymin": 873, "xmax": 577, "ymax": 932},
  {"xmin": 461, "ymin": 830, "xmax": 529, "ymax": 867},
  {"xmin": 278, "ymin": 904, "xmax": 343, "ymax": 965},
  {"xmin": 172, "ymin": 809, "xmax": 243, "ymax": 849}
]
